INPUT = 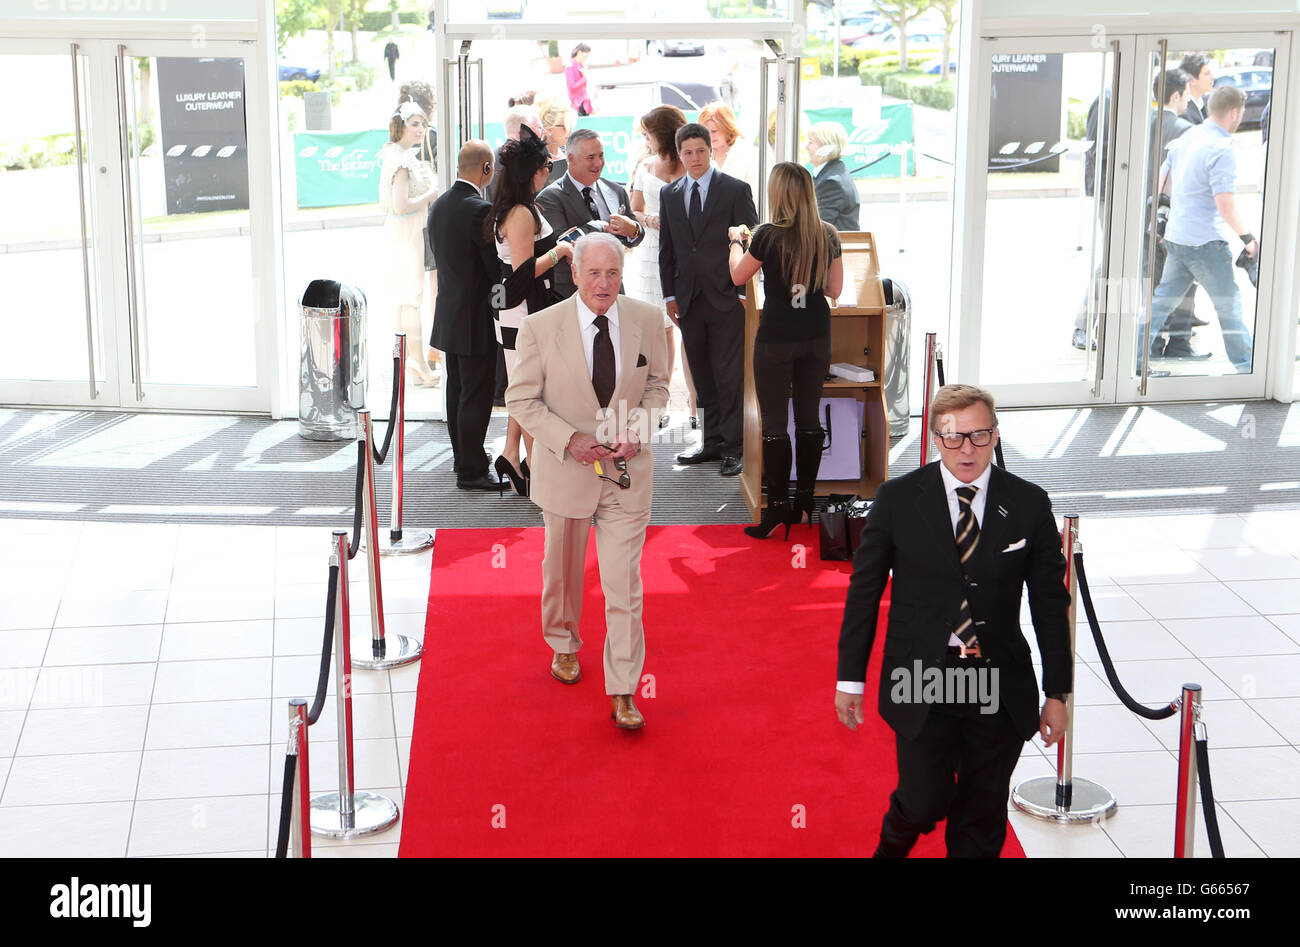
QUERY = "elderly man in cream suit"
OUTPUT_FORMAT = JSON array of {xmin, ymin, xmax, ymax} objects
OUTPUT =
[{"xmin": 506, "ymin": 233, "xmax": 670, "ymax": 729}]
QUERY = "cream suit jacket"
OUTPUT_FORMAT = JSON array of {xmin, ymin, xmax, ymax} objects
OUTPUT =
[{"xmin": 505, "ymin": 294, "xmax": 670, "ymax": 520}]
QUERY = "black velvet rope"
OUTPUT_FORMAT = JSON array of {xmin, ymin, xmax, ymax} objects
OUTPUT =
[
  {"xmin": 1075, "ymin": 552, "xmax": 1178, "ymax": 721},
  {"xmin": 274, "ymin": 753, "xmax": 297, "ymax": 858},
  {"xmin": 1195, "ymin": 738, "xmax": 1226, "ymax": 858},
  {"xmin": 371, "ymin": 354, "xmax": 401, "ymax": 466},
  {"xmin": 348, "ymin": 439, "xmax": 365, "ymax": 560},
  {"xmin": 307, "ymin": 564, "xmax": 338, "ymax": 726}
]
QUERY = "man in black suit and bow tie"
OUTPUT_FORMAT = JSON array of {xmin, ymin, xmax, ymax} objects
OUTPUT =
[
  {"xmin": 428, "ymin": 140, "xmax": 501, "ymax": 490},
  {"xmin": 536, "ymin": 128, "xmax": 645, "ymax": 301},
  {"xmin": 835, "ymin": 384, "xmax": 1072, "ymax": 857},
  {"xmin": 658, "ymin": 122, "xmax": 758, "ymax": 477}
]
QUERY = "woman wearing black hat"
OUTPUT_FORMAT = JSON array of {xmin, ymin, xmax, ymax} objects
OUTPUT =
[{"xmin": 486, "ymin": 125, "xmax": 572, "ymax": 497}]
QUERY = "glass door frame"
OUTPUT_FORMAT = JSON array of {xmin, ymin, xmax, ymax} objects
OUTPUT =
[
  {"xmin": 1118, "ymin": 30, "xmax": 1289, "ymax": 405},
  {"xmin": 0, "ymin": 35, "xmax": 274, "ymax": 413},
  {"xmin": 957, "ymin": 29, "xmax": 1289, "ymax": 409},
  {"xmin": 957, "ymin": 32, "xmax": 1136, "ymax": 409},
  {"xmin": 430, "ymin": 7, "xmax": 807, "ymax": 198}
]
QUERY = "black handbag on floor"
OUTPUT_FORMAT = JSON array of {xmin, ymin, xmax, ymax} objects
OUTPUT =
[{"xmin": 819, "ymin": 494, "xmax": 858, "ymax": 561}]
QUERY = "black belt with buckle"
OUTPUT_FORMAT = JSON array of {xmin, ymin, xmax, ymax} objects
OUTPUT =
[{"xmin": 946, "ymin": 643, "xmax": 983, "ymax": 659}]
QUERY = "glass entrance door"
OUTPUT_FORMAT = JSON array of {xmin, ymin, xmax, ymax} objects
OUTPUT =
[
  {"xmin": 0, "ymin": 38, "xmax": 270, "ymax": 411},
  {"xmin": 962, "ymin": 31, "xmax": 1287, "ymax": 408},
  {"xmin": 1124, "ymin": 32, "xmax": 1285, "ymax": 402}
]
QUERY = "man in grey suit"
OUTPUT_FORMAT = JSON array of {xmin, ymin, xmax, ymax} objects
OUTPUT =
[{"xmin": 536, "ymin": 128, "xmax": 645, "ymax": 300}]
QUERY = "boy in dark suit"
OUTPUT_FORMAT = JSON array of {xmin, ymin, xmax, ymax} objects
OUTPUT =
[
  {"xmin": 658, "ymin": 122, "xmax": 758, "ymax": 477},
  {"xmin": 835, "ymin": 384, "xmax": 1072, "ymax": 857}
]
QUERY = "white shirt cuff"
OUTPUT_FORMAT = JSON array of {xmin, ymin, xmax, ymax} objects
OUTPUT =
[{"xmin": 836, "ymin": 681, "xmax": 865, "ymax": 695}]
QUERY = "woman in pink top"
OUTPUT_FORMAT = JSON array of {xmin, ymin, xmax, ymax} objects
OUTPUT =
[{"xmin": 566, "ymin": 43, "xmax": 593, "ymax": 116}]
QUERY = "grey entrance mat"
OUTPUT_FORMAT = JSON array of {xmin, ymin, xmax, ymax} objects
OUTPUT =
[{"xmin": 0, "ymin": 400, "xmax": 1296, "ymax": 528}]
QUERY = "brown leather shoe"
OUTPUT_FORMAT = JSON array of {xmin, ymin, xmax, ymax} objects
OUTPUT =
[
  {"xmin": 551, "ymin": 652, "xmax": 580, "ymax": 684},
  {"xmin": 610, "ymin": 694, "xmax": 645, "ymax": 729}
]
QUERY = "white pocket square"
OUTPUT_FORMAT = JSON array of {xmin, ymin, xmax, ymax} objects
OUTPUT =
[{"xmin": 1001, "ymin": 539, "xmax": 1026, "ymax": 553}]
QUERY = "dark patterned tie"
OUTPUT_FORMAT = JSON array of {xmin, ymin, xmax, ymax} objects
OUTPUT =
[
  {"xmin": 582, "ymin": 185, "xmax": 601, "ymax": 221},
  {"xmin": 954, "ymin": 485, "xmax": 980, "ymax": 647},
  {"xmin": 688, "ymin": 180, "xmax": 702, "ymax": 236},
  {"xmin": 592, "ymin": 314, "xmax": 615, "ymax": 408}
]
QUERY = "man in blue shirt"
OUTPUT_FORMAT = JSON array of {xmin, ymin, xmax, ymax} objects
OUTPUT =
[{"xmin": 1143, "ymin": 84, "xmax": 1259, "ymax": 374}]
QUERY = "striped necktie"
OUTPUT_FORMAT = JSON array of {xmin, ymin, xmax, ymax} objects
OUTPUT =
[{"xmin": 954, "ymin": 485, "xmax": 980, "ymax": 647}]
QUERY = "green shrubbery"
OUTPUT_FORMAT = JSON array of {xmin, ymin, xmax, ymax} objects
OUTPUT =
[
  {"xmin": 279, "ymin": 78, "xmax": 343, "ymax": 106},
  {"xmin": 1066, "ymin": 98, "xmax": 1088, "ymax": 140},
  {"xmin": 339, "ymin": 60, "xmax": 375, "ymax": 91},
  {"xmin": 362, "ymin": 9, "xmax": 422, "ymax": 31},
  {"xmin": 880, "ymin": 72, "xmax": 956, "ymax": 111},
  {"xmin": 0, "ymin": 133, "xmax": 83, "ymax": 171}
]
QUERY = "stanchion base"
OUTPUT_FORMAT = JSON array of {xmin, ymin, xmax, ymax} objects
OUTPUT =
[
  {"xmin": 379, "ymin": 528, "xmax": 435, "ymax": 556},
  {"xmin": 1011, "ymin": 776, "xmax": 1117, "ymax": 823},
  {"xmin": 308, "ymin": 790, "xmax": 399, "ymax": 839},
  {"xmin": 350, "ymin": 632, "xmax": 422, "ymax": 670}
]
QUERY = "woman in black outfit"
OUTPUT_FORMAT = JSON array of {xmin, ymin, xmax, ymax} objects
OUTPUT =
[
  {"xmin": 487, "ymin": 125, "xmax": 572, "ymax": 497},
  {"xmin": 728, "ymin": 161, "xmax": 844, "ymax": 539}
]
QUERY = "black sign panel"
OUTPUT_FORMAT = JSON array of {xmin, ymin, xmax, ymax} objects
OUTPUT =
[
  {"xmin": 155, "ymin": 57, "xmax": 249, "ymax": 214},
  {"xmin": 988, "ymin": 53, "xmax": 1065, "ymax": 174}
]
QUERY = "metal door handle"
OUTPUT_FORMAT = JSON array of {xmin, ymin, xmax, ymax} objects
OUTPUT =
[{"xmin": 116, "ymin": 44, "xmax": 144, "ymax": 401}]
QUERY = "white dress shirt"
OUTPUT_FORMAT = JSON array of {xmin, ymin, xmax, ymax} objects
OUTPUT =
[
  {"xmin": 568, "ymin": 171, "xmax": 611, "ymax": 220},
  {"xmin": 575, "ymin": 294, "xmax": 622, "ymax": 385},
  {"xmin": 837, "ymin": 461, "xmax": 994, "ymax": 694}
]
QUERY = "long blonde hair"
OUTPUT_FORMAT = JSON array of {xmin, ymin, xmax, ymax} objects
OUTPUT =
[{"xmin": 766, "ymin": 161, "xmax": 831, "ymax": 295}]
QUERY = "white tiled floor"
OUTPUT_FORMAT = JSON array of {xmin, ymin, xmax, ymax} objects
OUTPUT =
[{"xmin": 0, "ymin": 510, "xmax": 1296, "ymax": 858}]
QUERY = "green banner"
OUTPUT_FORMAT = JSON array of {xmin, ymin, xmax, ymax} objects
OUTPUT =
[
  {"xmin": 803, "ymin": 102, "xmax": 915, "ymax": 178},
  {"xmin": 293, "ymin": 129, "xmax": 388, "ymax": 208},
  {"xmin": 473, "ymin": 111, "xmax": 701, "ymax": 188}
]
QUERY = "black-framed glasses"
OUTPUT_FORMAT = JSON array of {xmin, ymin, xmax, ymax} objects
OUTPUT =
[{"xmin": 933, "ymin": 428, "xmax": 997, "ymax": 449}]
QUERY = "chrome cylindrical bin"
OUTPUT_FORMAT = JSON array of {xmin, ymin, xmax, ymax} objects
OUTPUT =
[{"xmin": 298, "ymin": 279, "xmax": 367, "ymax": 441}]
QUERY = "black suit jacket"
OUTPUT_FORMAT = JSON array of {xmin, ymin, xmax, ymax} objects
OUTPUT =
[
  {"xmin": 837, "ymin": 463, "xmax": 1072, "ymax": 742},
  {"xmin": 814, "ymin": 158, "xmax": 861, "ymax": 232},
  {"xmin": 428, "ymin": 180, "xmax": 498, "ymax": 356},
  {"xmin": 535, "ymin": 173, "xmax": 644, "ymax": 299},
  {"xmin": 658, "ymin": 168, "xmax": 758, "ymax": 314}
]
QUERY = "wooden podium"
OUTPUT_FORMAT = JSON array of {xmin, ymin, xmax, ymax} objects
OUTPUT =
[{"xmin": 739, "ymin": 231, "xmax": 890, "ymax": 522}]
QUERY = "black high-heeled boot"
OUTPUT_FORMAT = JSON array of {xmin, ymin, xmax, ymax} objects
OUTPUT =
[
  {"xmin": 793, "ymin": 427, "xmax": 826, "ymax": 527},
  {"xmin": 745, "ymin": 434, "xmax": 795, "ymax": 540}
]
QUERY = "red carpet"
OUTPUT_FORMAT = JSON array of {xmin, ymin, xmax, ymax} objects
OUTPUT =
[{"xmin": 399, "ymin": 525, "xmax": 1025, "ymax": 857}]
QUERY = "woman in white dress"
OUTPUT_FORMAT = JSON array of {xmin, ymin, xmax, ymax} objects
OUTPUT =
[
  {"xmin": 486, "ymin": 126, "xmax": 572, "ymax": 497},
  {"xmin": 379, "ymin": 98, "xmax": 440, "ymax": 387},
  {"xmin": 628, "ymin": 105, "xmax": 698, "ymax": 429}
]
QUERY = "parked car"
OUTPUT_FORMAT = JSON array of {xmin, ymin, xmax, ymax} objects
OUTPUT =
[
  {"xmin": 1213, "ymin": 66, "xmax": 1273, "ymax": 126},
  {"xmin": 852, "ymin": 30, "xmax": 943, "ymax": 53},
  {"xmin": 648, "ymin": 39, "xmax": 706, "ymax": 57},
  {"xmin": 278, "ymin": 64, "xmax": 321, "ymax": 82},
  {"xmin": 920, "ymin": 57, "xmax": 959, "ymax": 75}
]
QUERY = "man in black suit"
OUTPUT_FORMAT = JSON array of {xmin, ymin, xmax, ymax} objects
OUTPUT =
[
  {"xmin": 536, "ymin": 127, "xmax": 645, "ymax": 300},
  {"xmin": 1179, "ymin": 53, "xmax": 1214, "ymax": 125},
  {"xmin": 658, "ymin": 122, "xmax": 758, "ymax": 477},
  {"xmin": 428, "ymin": 140, "xmax": 501, "ymax": 491},
  {"xmin": 835, "ymin": 385, "xmax": 1071, "ymax": 858}
]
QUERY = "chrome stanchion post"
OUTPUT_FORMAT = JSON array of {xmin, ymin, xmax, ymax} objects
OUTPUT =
[
  {"xmin": 919, "ymin": 332, "xmax": 937, "ymax": 467},
  {"xmin": 1174, "ymin": 682, "xmax": 1202, "ymax": 857},
  {"xmin": 382, "ymin": 333, "xmax": 435, "ymax": 557},
  {"xmin": 354, "ymin": 410, "xmax": 421, "ymax": 670},
  {"xmin": 288, "ymin": 698, "xmax": 310, "ymax": 858},
  {"xmin": 310, "ymin": 530, "xmax": 399, "ymax": 839},
  {"xmin": 1012, "ymin": 517, "xmax": 1117, "ymax": 822}
]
